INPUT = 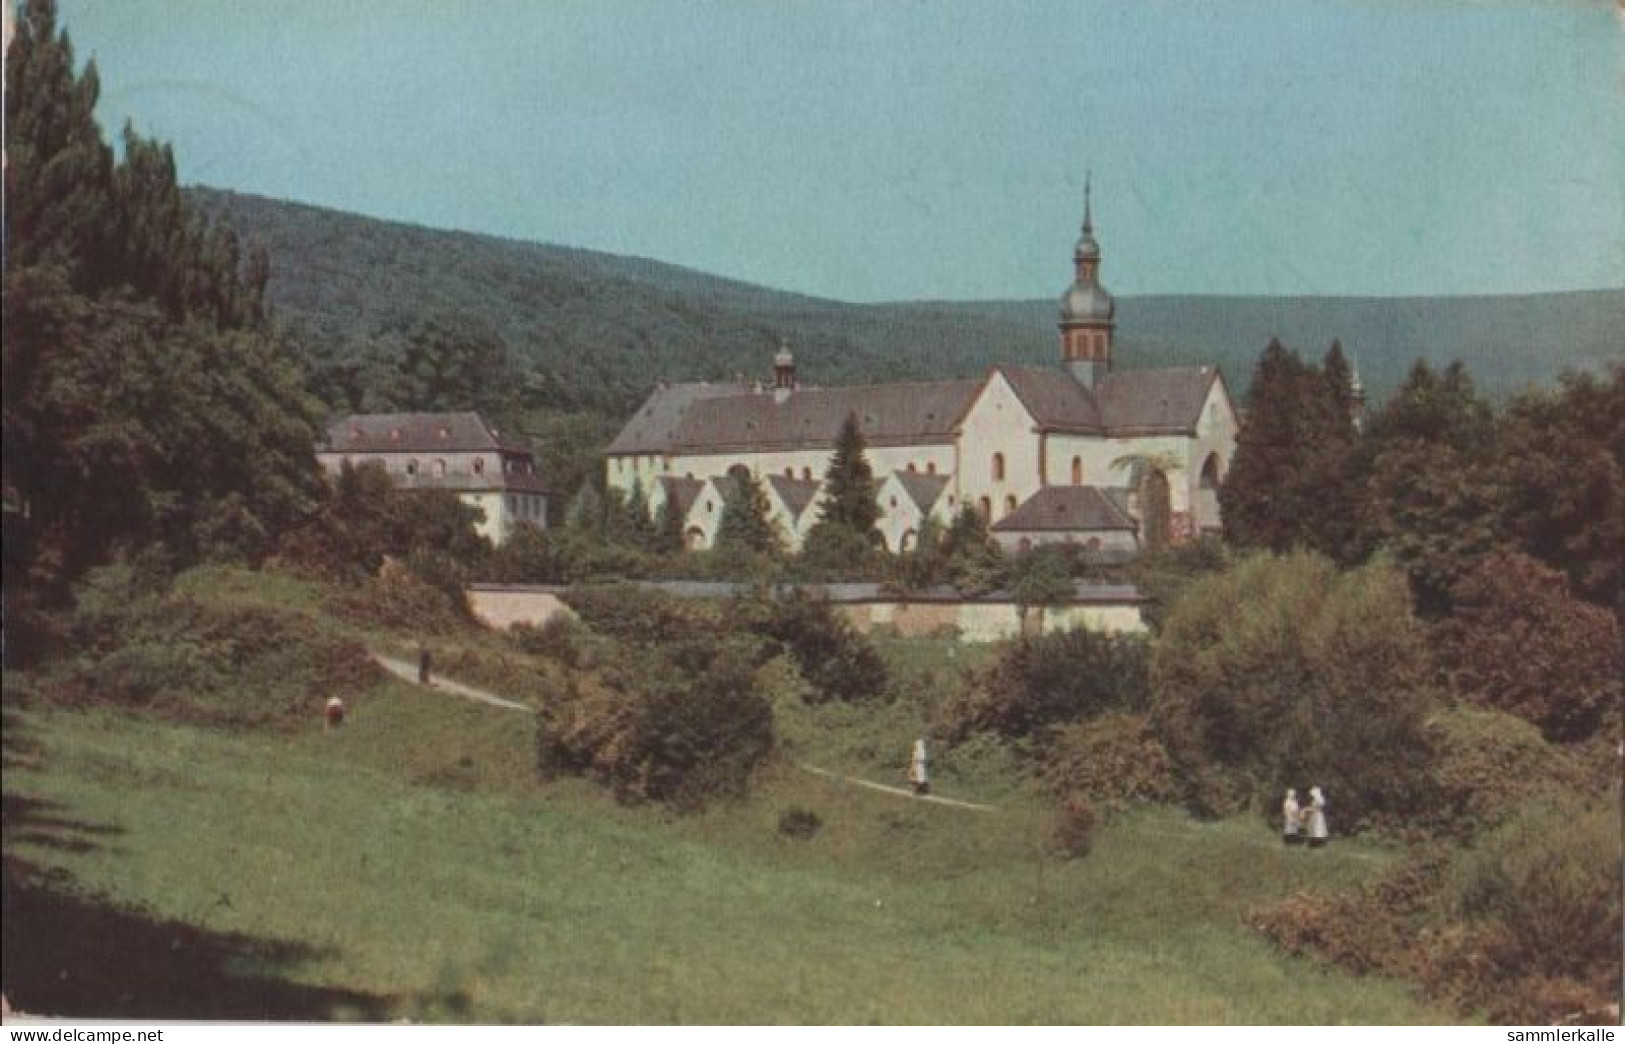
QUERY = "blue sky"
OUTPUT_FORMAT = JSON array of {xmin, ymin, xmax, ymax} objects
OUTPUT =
[{"xmin": 56, "ymin": 0, "xmax": 1625, "ymax": 301}]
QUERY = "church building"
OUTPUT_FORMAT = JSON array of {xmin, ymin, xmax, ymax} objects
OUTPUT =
[{"xmin": 606, "ymin": 188, "xmax": 1238, "ymax": 555}]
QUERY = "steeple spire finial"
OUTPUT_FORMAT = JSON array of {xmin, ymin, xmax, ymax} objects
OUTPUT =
[{"xmin": 1083, "ymin": 170, "xmax": 1093, "ymax": 234}]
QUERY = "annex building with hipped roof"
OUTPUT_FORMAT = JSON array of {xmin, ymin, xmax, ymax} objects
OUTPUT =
[
  {"xmin": 317, "ymin": 411, "xmax": 549, "ymax": 545},
  {"xmin": 607, "ymin": 185, "xmax": 1238, "ymax": 555}
]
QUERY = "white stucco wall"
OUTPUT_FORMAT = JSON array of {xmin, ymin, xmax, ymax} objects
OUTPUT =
[{"xmin": 954, "ymin": 372, "xmax": 1041, "ymax": 523}]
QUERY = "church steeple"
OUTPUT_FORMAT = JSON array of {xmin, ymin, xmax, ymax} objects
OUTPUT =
[{"xmin": 1059, "ymin": 173, "xmax": 1115, "ymax": 387}]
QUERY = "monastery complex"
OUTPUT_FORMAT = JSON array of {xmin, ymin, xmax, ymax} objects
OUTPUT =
[{"xmin": 607, "ymin": 189, "xmax": 1240, "ymax": 556}]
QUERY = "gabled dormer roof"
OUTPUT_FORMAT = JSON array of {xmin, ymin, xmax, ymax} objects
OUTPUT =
[
  {"xmin": 887, "ymin": 470, "xmax": 951, "ymax": 513},
  {"xmin": 993, "ymin": 486, "xmax": 1138, "ymax": 533}
]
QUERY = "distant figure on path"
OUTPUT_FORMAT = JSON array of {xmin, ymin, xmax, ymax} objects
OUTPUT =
[
  {"xmin": 908, "ymin": 738, "xmax": 930, "ymax": 796},
  {"xmin": 1282, "ymin": 788, "xmax": 1302, "ymax": 846},
  {"xmin": 418, "ymin": 644, "xmax": 433, "ymax": 685},
  {"xmin": 1307, "ymin": 786, "xmax": 1329, "ymax": 848},
  {"xmin": 325, "ymin": 695, "xmax": 346, "ymax": 729}
]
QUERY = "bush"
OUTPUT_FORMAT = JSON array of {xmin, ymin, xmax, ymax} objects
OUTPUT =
[
  {"xmin": 1419, "ymin": 706, "xmax": 1593, "ymax": 839},
  {"xmin": 328, "ymin": 558, "xmax": 470, "ymax": 635},
  {"xmin": 741, "ymin": 589, "xmax": 887, "ymax": 703},
  {"xmin": 508, "ymin": 614, "xmax": 586, "ymax": 668},
  {"xmin": 1150, "ymin": 552, "xmax": 1438, "ymax": 827},
  {"xmin": 1433, "ymin": 550, "xmax": 1623, "ymax": 743},
  {"xmin": 948, "ymin": 628, "xmax": 1148, "ymax": 741},
  {"xmin": 561, "ymin": 582, "xmax": 722, "ymax": 644},
  {"xmin": 54, "ymin": 579, "xmax": 380, "ymax": 729},
  {"xmin": 535, "ymin": 636, "xmax": 775, "ymax": 810},
  {"xmin": 777, "ymin": 807, "xmax": 823, "ymax": 840},
  {"xmin": 1051, "ymin": 797, "xmax": 1098, "ymax": 859},
  {"xmin": 1039, "ymin": 713, "xmax": 1179, "ymax": 811},
  {"xmin": 1445, "ymin": 789, "xmax": 1622, "ymax": 1004},
  {"xmin": 1255, "ymin": 789, "xmax": 1623, "ymax": 1024}
]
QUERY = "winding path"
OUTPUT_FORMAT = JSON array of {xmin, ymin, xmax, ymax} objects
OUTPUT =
[{"xmin": 368, "ymin": 650, "xmax": 996, "ymax": 811}]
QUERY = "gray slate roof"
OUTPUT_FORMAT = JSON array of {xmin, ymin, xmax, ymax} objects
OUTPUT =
[
  {"xmin": 607, "ymin": 382, "xmax": 739, "ymax": 455},
  {"xmin": 993, "ymin": 486, "xmax": 1138, "ymax": 533},
  {"xmin": 656, "ymin": 475, "xmax": 705, "ymax": 516},
  {"xmin": 608, "ymin": 365, "xmax": 1221, "ymax": 457},
  {"xmin": 765, "ymin": 474, "xmax": 823, "ymax": 518},
  {"xmin": 322, "ymin": 411, "xmax": 530, "ymax": 454},
  {"xmin": 1096, "ymin": 367, "xmax": 1219, "ymax": 434},
  {"xmin": 610, "ymin": 378, "xmax": 980, "ymax": 456},
  {"xmin": 890, "ymin": 471, "xmax": 951, "ymax": 512}
]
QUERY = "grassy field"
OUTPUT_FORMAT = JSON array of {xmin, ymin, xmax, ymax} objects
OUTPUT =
[{"xmin": 3, "ymin": 676, "xmax": 1464, "ymax": 1023}]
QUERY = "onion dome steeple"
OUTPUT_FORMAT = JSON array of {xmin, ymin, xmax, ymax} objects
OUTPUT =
[{"xmin": 1058, "ymin": 173, "xmax": 1116, "ymax": 386}]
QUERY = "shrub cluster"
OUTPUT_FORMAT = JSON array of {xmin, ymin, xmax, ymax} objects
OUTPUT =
[
  {"xmin": 54, "ymin": 566, "xmax": 379, "ymax": 729},
  {"xmin": 535, "ymin": 635, "xmax": 774, "ymax": 810},
  {"xmin": 327, "ymin": 557, "xmax": 472, "ymax": 635},
  {"xmin": 1149, "ymin": 552, "xmax": 1437, "ymax": 826},
  {"xmin": 946, "ymin": 628, "xmax": 1148, "ymax": 741},
  {"xmin": 1039, "ymin": 713, "xmax": 1179, "ymax": 811},
  {"xmin": 1256, "ymin": 789, "xmax": 1622, "ymax": 1024}
]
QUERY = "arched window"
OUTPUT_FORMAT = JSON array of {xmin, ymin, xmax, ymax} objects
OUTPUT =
[
  {"xmin": 1071, "ymin": 457, "xmax": 1083, "ymax": 486},
  {"xmin": 802, "ymin": 467, "xmax": 813, "ymax": 481},
  {"xmin": 906, "ymin": 463, "xmax": 917, "ymax": 473},
  {"xmin": 473, "ymin": 458, "xmax": 485, "ymax": 476},
  {"xmin": 992, "ymin": 452, "xmax": 1005, "ymax": 482},
  {"xmin": 889, "ymin": 496, "xmax": 898, "ymax": 509},
  {"xmin": 433, "ymin": 459, "xmax": 446, "ymax": 477},
  {"xmin": 900, "ymin": 529, "xmax": 917, "ymax": 552},
  {"xmin": 685, "ymin": 527, "xmax": 706, "ymax": 551},
  {"xmin": 1200, "ymin": 452, "xmax": 1222, "ymax": 490},
  {"xmin": 406, "ymin": 459, "xmax": 418, "ymax": 476},
  {"xmin": 978, "ymin": 496, "xmax": 992, "ymax": 519},
  {"xmin": 926, "ymin": 462, "xmax": 937, "ymax": 476},
  {"xmin": 785, "ymin": 467, "xmax": 794, "ymax": 478},
  {"xmin": 1004, "ymin": 494, "xmax": 1017, "ymax": 517}
]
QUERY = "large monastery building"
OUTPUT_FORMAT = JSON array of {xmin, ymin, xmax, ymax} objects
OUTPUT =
[{"xmin": 607, "ymin": 189, "xmax": 1239, "ymax": 555}]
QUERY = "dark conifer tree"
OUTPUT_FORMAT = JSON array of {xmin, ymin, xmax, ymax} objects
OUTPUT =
[
  {"xmin": 817, "ymin": 411, "xmax": 881, "ymax": 537},
  {"xmin": 716, "ymin": 468, "xmax": 782, "ymax": 556},
  {"xmin": 1219, "ymin": 339, "xmax": 1312, "ymax": 550}
]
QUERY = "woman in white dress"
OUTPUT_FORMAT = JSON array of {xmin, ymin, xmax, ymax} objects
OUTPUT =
[
  {"xmin": 1282, "ymin": 788, "xmax": 1301, "ymax": 846},
  {"xmin": 908, "ymin": 738, "xmax": 930, "ymax": 796},
  {"xmin": 1306, "ymin": 786, "xmax": 1329, "ymax": 848}
]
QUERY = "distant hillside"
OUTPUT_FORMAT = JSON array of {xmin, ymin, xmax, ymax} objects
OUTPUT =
[{"xmin": 191, "ymin": 188, "xmax": 1623, "ymax": 415}]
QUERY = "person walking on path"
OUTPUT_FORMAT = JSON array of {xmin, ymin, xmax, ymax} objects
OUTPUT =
[
  {"xmin": 908, "ymin": 738, "xmax": 930, "ymax": 796},
  {"xmin": 1282, "ymin": 788, "xmax": 1302, "ymax": 846},
  {"xmin": 418, "ymin": 644, "xmax": 433, "ymax": 686},
  {"xmin": 1306, "ymin": 786, "xmax": 1329, "ymax": 848}
]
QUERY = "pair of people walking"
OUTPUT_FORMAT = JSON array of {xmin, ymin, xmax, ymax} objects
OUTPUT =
[{"xmin": 1282, "ymin": 786, "xmax": 1328, "ymax": 848}]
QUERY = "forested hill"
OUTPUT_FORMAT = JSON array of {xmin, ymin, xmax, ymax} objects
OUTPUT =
[{"xmin": 190, "ymin": 187, "xmax": 1624, "ymax": 415}]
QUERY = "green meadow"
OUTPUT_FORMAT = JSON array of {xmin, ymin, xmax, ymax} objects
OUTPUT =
[{"xmin": 1, "ymin": 569, "xmax": 1462, "ymax": 1024}]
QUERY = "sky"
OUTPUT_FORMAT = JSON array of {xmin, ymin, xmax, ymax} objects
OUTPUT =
[{"xmin": 51, "ymin": 0, "xmax": 1625, "ymax": 302}]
